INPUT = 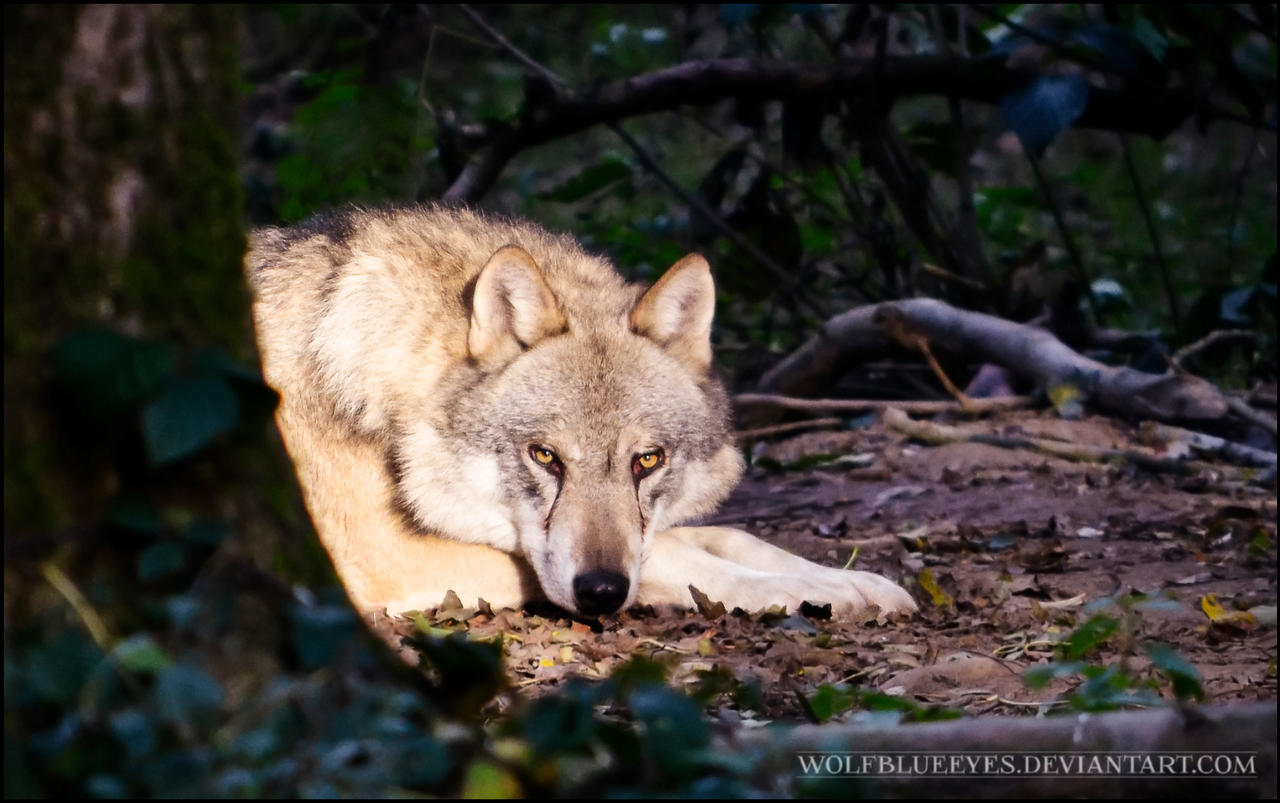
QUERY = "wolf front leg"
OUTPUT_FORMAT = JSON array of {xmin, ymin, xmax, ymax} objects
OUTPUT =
[
  {"xmin": 638, "ymin": 527, "xmax": 916, "ymax": 617},
  {"xmin": 274, "ymin": 400, "xmax": 541, "ymax": 616}
]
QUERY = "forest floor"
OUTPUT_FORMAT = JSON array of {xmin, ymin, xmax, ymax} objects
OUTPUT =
[{"xmin": 375, "ymin": 410, "xmax": 1277, "ymax": 723}]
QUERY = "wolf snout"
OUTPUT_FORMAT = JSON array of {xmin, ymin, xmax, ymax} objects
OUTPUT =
[{"xmin": 572, "ymin": 569, "xmax": 630, "ymax": 616}]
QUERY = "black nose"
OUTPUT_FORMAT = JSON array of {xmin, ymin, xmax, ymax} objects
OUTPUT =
[{"xmin": 573, "ymin": 570, "xmax": 630, "ymax": 616}]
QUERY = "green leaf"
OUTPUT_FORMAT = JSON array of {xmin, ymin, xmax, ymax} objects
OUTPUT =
[
  {"xmin": 393, "ymin": 735, "xmax": 452, "ymax": 788},
  {"xmin": 1145, "ymin": 642, "xmax": 1204, "ymax": 701},
  {"xmin": 1023, "ymin": 660, "xmax": 1088, "ymax": 689},
  {"xmin": 141, "ymin": 371, "xmax": 241, "ymax": 466},
  {"xmin": 137, "ymin": 542, "xmax": 188, "ymax": 581},
  {"xmin": 55, "ymin": 330, "xmax": 174, "ymax": 416},
  {"xmin": 628, "ymin": 685, "xmax": 709, "ymax": 775},
  {"xmin": 112, "ymin": 634, "xmax": 171, "ymax": 675},
  {"xmin": 525, "ymin": 684, "xmax": 598, "ymax": 756},
  {"xmin": 1131, "ymin": 16, "xmax": 1169, "ymax": 64},
  {"xmin": 290, "ymin": 603, "xmax": 359, "ymax": 671},
  {"xmin": 84, "ymin": 774, "xmax": 128, "ymax": 799},
  {"xmin": 807, "ymin": 684, "xmax": 855, "ymax": 723},
  {"xmin": 153, "ymin": 664, "xmax": 225, "ymax": 728},
  {"xmin": 1047, "ymin": 382, "xmax": 1086, "ymax": 420},
  {"xmin": 109, "ymin": 709, "xmax": 157, "ymax": 761},
  {"xmin": 461, "ymin": 761, "xmax": 521, "ymax": 798},
  {"xmin": 1001, "ymin": 74, "xmax": 1091, "ymax": 157},
  {"xmin": 1061, "ymin": 614, "xmax": 1120, "ymax": 660},
  {"xmin": 182, "ymin": 519, "xmax": 231, "ymax": 546},
  {"xmin": 108, "ymin": 497, "xmax": 164, "ymax": 534},
  {"xmin": 537, "ymin": 156, "xmax": 632, "ymax": 202}
]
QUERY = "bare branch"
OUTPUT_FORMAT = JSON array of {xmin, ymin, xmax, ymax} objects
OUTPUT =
[
  {"xmin": 441, "ymin": 56, "xmax": 1202, "ymax": 203},
  {"xmin": 884, "ymin": 408, "xmax": 1259, "ymax": 481},
  {"xmin": 1171, "ymin": 329, "xmax": 1259, "ymax": 369},
  {"xmin": 735, "ymin": 417, "xmax": 844, "ymax": 442},
  {"xmin": 453, "ymin": 7, "xmax": 827, "ymax": 316},
  {"xmin": 734, "ymin": 394, "xmax": 1032, "ymax": 416}
]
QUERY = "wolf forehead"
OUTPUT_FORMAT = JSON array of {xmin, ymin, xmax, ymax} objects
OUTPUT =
[{"xmin": 446, "ymin": 334, "xmax": 734, "ymax": 456}]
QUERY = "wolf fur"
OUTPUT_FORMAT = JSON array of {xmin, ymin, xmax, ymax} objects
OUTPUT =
[{"xmin": 247, "ymin": 205, "xmax": 915, "ymax": 618}]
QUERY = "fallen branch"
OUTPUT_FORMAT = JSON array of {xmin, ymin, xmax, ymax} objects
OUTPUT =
[
  {"xmin": 755, "ymin": 299, "xmax": 1230, "ymax": 423},
  {"xmin": 734, "ymin": 394, "xmax": 1033, "ymax": 416},
  {"xmin": 1141, "ymin": 421, "xmax": 1277, "ymax": 467},
  {"xmin": 1171, "ymin": 328, "xmax": 1258, "ymax": 369},
  {"xmin": 883, "ymin": 408, "xmax": 1257, "ymax": 482},
  {"xmin": 735, "ymin": 417, "xmax": 844, "ymax": 442},
  {"xmin": 1226, "ymin": 396, "xmax": 1278, "ymax": 437}
]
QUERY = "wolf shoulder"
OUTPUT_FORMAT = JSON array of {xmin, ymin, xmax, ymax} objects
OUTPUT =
[{"xmin": 243, "ymin": 204, "xmax": 635, "ymax": 435}]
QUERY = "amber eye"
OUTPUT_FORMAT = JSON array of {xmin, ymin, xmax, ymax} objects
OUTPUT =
[
  {"xmin": 632, "ymin": 450, "xmax": 664, "ymax": 478},
  {"xmin": 531, "ymin": 446, "xmax": 558, "ymax": 466}
]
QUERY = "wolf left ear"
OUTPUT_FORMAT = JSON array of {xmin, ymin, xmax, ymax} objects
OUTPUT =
[
  {"xmin": 469, "ymin": 246, "xmax": 567, "ymax": 365},
  {"xmin": 630, "ymin": 253, "xmax": 716, "ymax": 373}
]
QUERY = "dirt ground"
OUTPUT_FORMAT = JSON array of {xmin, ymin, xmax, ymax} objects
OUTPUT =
[{"xmin": 377, "ymin": 410, "xmax": 1277, "ymax": 722}]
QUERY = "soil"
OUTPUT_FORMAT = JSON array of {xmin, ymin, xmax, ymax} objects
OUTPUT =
[{"xmin": 376, "ymin": 410, "xmax": 1277, "ymax": 723}]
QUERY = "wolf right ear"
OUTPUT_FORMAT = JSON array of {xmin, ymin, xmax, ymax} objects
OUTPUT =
[
  {"xmin": 630, "ymin": 253, "xmax": 717, "ymax": 373},
  {"xmin": 469, "ymin": 246, "xmax": 567, "ymax": 365}
]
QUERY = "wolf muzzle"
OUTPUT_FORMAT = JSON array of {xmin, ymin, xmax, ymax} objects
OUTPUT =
[{"xmin": 572, "ymin": 569, "xmax": 630, "ymax": 616}]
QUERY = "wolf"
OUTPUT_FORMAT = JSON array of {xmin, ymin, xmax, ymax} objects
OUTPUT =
[{"xmin": 247, "ymin": 205, "xmax": 916, "ymax": 619}]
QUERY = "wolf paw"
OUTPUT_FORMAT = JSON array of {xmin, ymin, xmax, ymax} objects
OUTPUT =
[
  {"xmin": 699, "ymin": 567, "xmax": 915, "ymax": 618},
  {"xmin": 839, "ymin": 569, "xmax": 918, "ymax": 616}
]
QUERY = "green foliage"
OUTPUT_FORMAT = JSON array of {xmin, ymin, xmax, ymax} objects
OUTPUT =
[
  {"xmin": 537, "ymin": 155, "xmax": 635, "ymax": 203},
  {"xmin": 1023, "ymin": 595, "xmax": 1206, "ymax": 712},
  {"xmin": 488, "ymin": 656, "xmax": 764, "ymax": 796},
  {"xmin": 276, "ymin": 68, "xmax": 428, "ymax": 222},
  {"xmin": 54, "ymin": 329, "xmax": 277, "ymax": 468},
  {"xmin": 799, "ymin": 684, "xmax": 964, "ymax": 725}
]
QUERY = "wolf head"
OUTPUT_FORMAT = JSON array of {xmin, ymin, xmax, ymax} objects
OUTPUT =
[{"xmin": 396, "ymin": 246, "xmax": 744, "ymax": 616}]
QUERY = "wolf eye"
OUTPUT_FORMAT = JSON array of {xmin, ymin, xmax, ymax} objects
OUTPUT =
[
  {"xmin": 530, "ymin": 446, "xmax": 558, "ymax": 466},
  {"xmin": 632, "ymin": 450, "xmax": 664, "ymax": 478}
]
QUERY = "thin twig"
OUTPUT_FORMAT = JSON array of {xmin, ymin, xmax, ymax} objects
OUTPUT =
[
  {"xmin": 735, "ymin": 417, "xmax": 844, "ymax": 441},
  {"xmin": 1025, "ymin": 151, "xmax": 1100, "ymax": 322},
  {"xmin": 1226, "ymin": 134, "xmax": 1260, "ymax": 265},
  {"xmin": 41, "ymin": 561, "xmax": 112, "ymax": 648},
  {"xmin": 917, "ymin": 338, "xmax": 975, "ymax": 409},
  {"xmin": 884, "ymin": 408, "xmax": 1261, "ymax": 482},
  {"xmin": 1119, "ymin": 134, "xmax": 1180, "ymax": 338},
  {"xmin": 1141, "ymin": 420, "xmax": 1276, "ymax": 466},
  {"xmin": 929, "ymin": 5, "xmax": 988, "ymax": 288},
  {"xmin": 1171, "ymin": 329, "xmax": 1258, "ymax": 369},
  {"xmin": 455, "ymin": 4, "xmax": 825, "ymax": 318},
  {"xmin": 608, "ymin": 122, "xmax": 825, "ymax": 317}
]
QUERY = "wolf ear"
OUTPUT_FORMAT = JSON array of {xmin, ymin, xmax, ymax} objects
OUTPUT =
[
  {"xmin": 630, "ymin": 253, "xmax": 716, "ymax": 373},
  {"xmin": 469, "ymin": 246, "xmax": 566, "ymax": 364}
]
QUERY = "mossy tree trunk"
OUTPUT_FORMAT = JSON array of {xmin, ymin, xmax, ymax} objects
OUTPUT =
[{"xmin": 5, "ymin": 5, "xmax": 248, "ymax": 535}]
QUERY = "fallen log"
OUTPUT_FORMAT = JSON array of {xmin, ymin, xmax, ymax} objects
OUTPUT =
[{"xmin": 755, "ymin": 299, "xmax": 1229, "ymax": 423}]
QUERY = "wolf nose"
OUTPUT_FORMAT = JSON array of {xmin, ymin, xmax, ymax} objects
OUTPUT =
[{"xmin": 573, "ymin": 570, "xmax": 630, "ymax": 616}]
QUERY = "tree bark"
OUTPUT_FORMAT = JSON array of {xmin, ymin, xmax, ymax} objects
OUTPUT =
[{"xmin": 5, "ymin": 5, "xmax": 250, "ymax": 535}]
